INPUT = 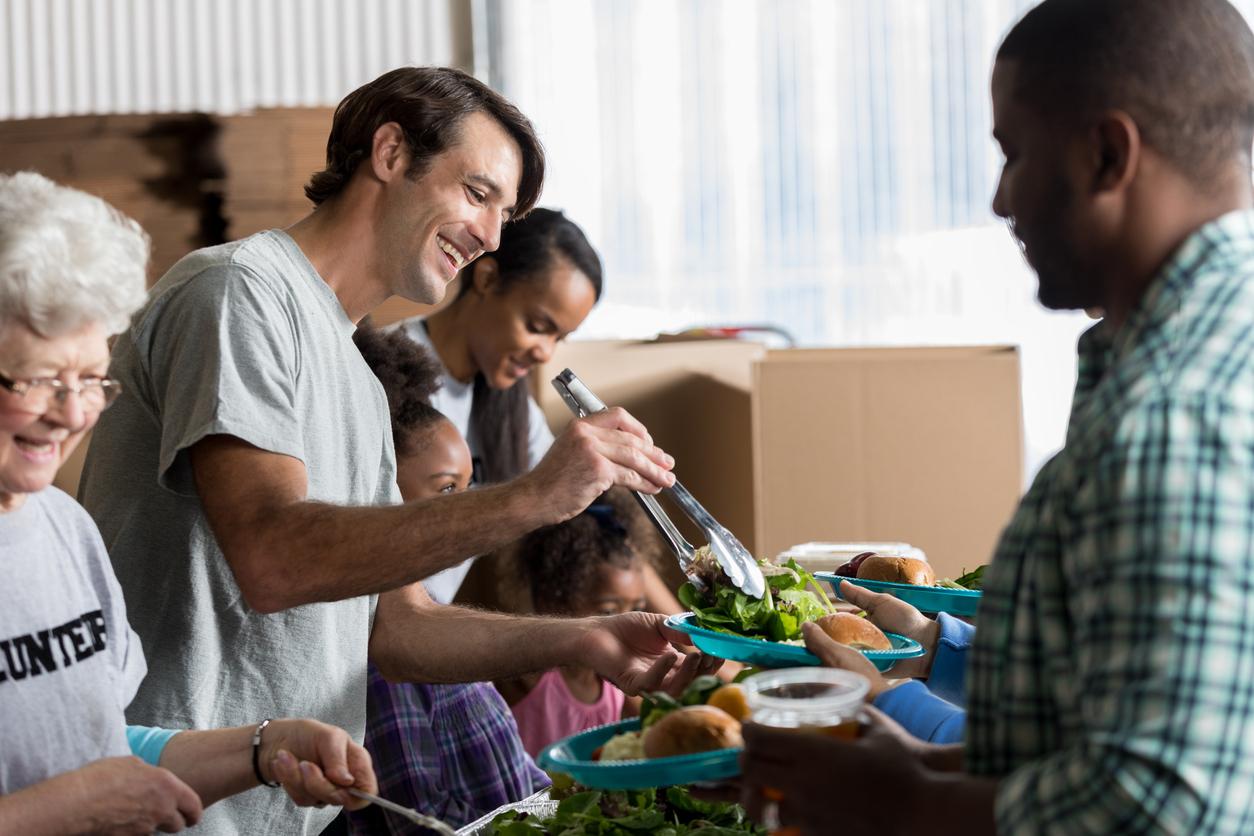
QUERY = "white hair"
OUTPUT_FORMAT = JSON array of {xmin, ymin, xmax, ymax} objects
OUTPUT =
[{"xmin": 0, "ymin": 171, "xmax": 150, "ymax": 338}]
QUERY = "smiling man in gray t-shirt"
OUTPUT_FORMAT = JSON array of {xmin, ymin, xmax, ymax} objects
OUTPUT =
[
  {"xmin": 82, "ymin": 229, "xmax": 392, "ymax": 834},
  {"xmin": 81, "ymin": 67, "xmax": 714, "ymax": 835}
]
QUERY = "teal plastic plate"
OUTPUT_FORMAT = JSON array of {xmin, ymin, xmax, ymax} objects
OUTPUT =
[
  {"xmin": 665, "ymin": 613, "xmax": 923, "ymax": 672},
  {"xmin": 536, "ymin": 718, "xmax": 740, "ymax": 789},
  {"xmin": 817, "ymin": 572, "xmax": 982, "ymax": 617}
]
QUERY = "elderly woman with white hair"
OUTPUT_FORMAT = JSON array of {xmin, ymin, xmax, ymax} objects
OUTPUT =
[{"xmin": 0, "ymin": 172, "xmax": 379, "ymax": 833}]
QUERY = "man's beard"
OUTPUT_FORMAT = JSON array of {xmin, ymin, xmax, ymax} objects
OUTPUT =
[{"xmin": 1023, "ymin": 181, "xmax": 1104, "ymax": 311}]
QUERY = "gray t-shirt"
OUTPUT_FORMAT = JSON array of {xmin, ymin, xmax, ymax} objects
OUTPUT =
[
  {"xmin": 0, "ymin": 487, "xmax": 146, "ymax": 795},
  {"xmin": 80, "ymin": 230, "xmax": 398, "ymax": 835},
  {"xmin": 394, "ymin": 317, "xmax": 554, "ymax": 604}
]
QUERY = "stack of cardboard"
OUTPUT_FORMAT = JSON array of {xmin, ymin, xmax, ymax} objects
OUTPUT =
[
  {"xmin": 0, "ymin": 114, "xmax": 217, "ymax": 283},
  {"xmin": 218, "ymin": 108, "xmax": 333, "ymax": 239}
]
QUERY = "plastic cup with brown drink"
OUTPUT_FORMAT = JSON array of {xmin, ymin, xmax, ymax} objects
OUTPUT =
[{"xmin": 742, "ymin": 668, "xmax": 871, "ymax": 835}]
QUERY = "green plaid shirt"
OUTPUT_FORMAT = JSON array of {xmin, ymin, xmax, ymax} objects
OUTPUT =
[{"xmin": 967, "ymin": 211, "xmax": 1254, "ymax": 835}]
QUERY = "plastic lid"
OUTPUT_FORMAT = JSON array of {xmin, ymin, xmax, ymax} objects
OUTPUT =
[
  {"xmin": 741, "ymin": 668, "xmax": 870, "ymax": 728},
  {"xmin": 777, "ymin": 542, "xmax": 927, "ymax": 561}
]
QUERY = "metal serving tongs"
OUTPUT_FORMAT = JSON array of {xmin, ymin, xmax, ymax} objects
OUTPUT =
[
  {"xmin": 347, "ymin": 789, "xmax": 457, "ymax": 835},
  {"xmin": 551, "ymin": 368, "xmax": 766, "ymax": 599}
]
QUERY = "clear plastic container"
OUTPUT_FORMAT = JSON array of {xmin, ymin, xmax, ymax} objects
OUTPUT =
[
  {"xmin": 775, "ymin": 541, "xmax": 927, "ymax": 576},
  {"xmin": 742, "ymin": 667, "xmax": 870, "ymax": 738}
]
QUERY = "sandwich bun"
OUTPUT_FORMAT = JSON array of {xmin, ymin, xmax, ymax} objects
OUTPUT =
[
  {"xmin": 814, "ymin": 612, "xmax": 892, "ymax": 651},
  {"xmin": 642, "ymin": 705, "xmax": 743, "ymax": 758},
  {"xmin": 855, "ymin": 555, "xmax": 935, "ymax": 586}
]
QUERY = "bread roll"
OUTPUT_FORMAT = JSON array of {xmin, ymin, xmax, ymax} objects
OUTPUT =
[
  {"xmin": 855, "ymin": 555, "xmax": 935, "ymax": 586},
  {"xmin": 642, "ymin": 705, "xmax": 743, "ymax": 758},
  {"xmin": 814, "ymin": 612, "xmax": 892, "ymax": 651}
]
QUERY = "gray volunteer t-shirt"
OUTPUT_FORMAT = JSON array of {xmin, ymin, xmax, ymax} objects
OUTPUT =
[
  {"xmin": 0, "ymin": 487, "xmax": 146, "ymax": 796},
  {"xmin": 80, "ymin": 230, "xmax": 399, "ymax": 835},
  {"xmin": 393, "ymin": 317, "xmax": 554, "ymax": 604}
]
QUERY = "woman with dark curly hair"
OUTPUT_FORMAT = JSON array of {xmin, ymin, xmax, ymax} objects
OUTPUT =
[{"xmin": 494, "ymin": 490, "xmax": 649, "ymax": 758}]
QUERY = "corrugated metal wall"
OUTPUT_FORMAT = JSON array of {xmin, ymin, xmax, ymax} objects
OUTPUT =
[{"xmin": 0, "ymin": 0, "xmax": 467, "ymax": 119}]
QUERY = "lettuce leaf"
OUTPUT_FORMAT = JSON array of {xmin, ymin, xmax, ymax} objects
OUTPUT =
[
  {"xmin": 681, "ymin": 557, "xmax": 832, "ymax": 642},
  {"xmin": 488, "ymin": 787, "xmax": 765, "ymax": 835}
]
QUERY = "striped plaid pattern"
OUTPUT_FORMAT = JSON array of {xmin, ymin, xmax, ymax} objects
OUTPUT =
[
  {"xmin": 966, "ymin": 211, "xmax": 1254, "ymax": 835},
  {"xmin": 346, "ymin": 666, "xmax": 549, "ymax": 834}
]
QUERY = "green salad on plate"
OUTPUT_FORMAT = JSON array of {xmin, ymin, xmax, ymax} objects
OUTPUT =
[
  {"xmin": 485, "ymin": 785, "xmax": 765, "ymax": 835},
  {"xmin": 677, "ymin": 549, "xmax": 835, "ymax": 643}
]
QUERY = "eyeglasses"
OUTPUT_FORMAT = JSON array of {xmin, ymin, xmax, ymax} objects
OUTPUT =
[{"xmin": 0, "ymin": 371, "xmax": 123, "ymax": 413}]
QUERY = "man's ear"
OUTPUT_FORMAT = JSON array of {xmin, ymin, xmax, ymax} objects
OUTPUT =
[
  {"xmin": 369, "ymin": 122, "xmax": 409, "ymax": 183},
  {"xmin": 469, "ymin": 256, "xmax": 500, "ymax": 295},
  {"xmin": 1091, "ymin": 110, "xmax": 1140, "ymax": 195}
]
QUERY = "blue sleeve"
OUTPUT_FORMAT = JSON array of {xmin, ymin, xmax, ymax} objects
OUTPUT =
[
  {"xmin": 126, "ymin": 725, "xmax": 180, "ymax": 766},
  {"xmin": 925, "ymin": 612, "xmax": 974, "ymax": 707},
  {"xmin": 873, "ymin": 680, "xmax": 966, "ymax": 744}
]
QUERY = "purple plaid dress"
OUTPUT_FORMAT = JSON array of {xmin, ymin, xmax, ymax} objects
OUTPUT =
[{"xmin": 345, "ymin": 664, "xmax": 549, "ymax": 834}]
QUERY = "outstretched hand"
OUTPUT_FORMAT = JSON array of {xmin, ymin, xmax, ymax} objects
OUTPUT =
[
  {"xmin": 580, "ymin": 611, "xmax": 723, "ymax": 696},
  {"xmin": 838, "ymin": 580, "xmax": 939, "ymax": 679},
  {"xmin": 800, "ymin": 620, "xmax": 892, "ymax": 698}
]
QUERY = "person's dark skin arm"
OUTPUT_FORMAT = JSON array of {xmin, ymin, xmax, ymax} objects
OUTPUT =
[
  {"xmin": 492, "ymin": 672, "xmax": 540, "ymax": 706},
  {"xmin": 908, "ymin": 773, "xmax": 999, "ymax": 835},
  {"xmin": 191, "ymin": 408, "xmax": 673, "ymax": 613},
  {"xmin": 920, "ymin": 743, "xmax": 966, "ymax": 772},
  {"xmin": 739, "ymin": 709, "xmax": 997, "ymax": 835}
]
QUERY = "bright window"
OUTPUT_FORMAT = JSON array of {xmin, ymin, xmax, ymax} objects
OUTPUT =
[{"xmin": 485, "ymin": 0, "xmax": 1254, "ymax": 479}]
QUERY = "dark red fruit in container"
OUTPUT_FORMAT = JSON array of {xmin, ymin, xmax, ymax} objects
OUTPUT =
[{"xmin": 835, "ymin": 551, "xmax": 877, "ymax": 577}]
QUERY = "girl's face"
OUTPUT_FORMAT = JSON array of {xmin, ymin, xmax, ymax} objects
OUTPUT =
[
  {"xmin": 466, "ymin": 255, "xmax": 597, "ymax": 390},
  {"xmin": 395, "ymin": 418, "xmax": 473, "ymax": 502},
  {"xmin": 582, "ymin": 563, "xmax": 647, "ymax": 617}
]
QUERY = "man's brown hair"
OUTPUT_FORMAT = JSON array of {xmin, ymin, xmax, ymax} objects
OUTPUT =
[
  {"xmin": 305, "ymin": 66, "xmax": 545, "ymax": 214},
  {"xmin": 998, "ymin": 0, "xmax": 1254, "ymax": 186}
]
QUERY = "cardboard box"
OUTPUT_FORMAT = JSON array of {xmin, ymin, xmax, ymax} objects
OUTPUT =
[
  {"xmin": 527, "ymin": 341, "xmax": 1022, "ymax": 586},
  {"xmin": 529, "ymin": 340, "xmax": 1021, "ymax": 584},
  {"xmin": 753, "ymin": 346, "xmax": 1023, "ymax": 579}
]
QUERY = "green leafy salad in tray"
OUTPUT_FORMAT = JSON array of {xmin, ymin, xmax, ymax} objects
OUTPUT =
[
  {"xmin": 935, "ymin": 565, "xmax": 986, "ymax": 591},
  {"xmin": 677, "ymin": 548, "xmax": 835, "ymax": 642},
  {"xmin": 486, "ymin": 784, "xmax": 765, "ymax": 835}
]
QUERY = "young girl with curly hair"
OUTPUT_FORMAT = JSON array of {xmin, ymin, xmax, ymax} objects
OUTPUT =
[{"xmin": 494, "ymin": 491, "xmax": 650, "ymax": 757}]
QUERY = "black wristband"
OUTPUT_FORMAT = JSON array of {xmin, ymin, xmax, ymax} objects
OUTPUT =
[{"xmin": 252, "ymin": 718, "xmax": 281, "ymax": 788}]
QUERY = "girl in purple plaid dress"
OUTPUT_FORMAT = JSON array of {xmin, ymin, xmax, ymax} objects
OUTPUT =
[{"xmin": 340, "ymin": 327, "xmax": 548, "ymax": 835}]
